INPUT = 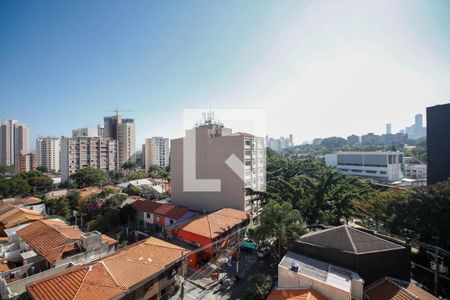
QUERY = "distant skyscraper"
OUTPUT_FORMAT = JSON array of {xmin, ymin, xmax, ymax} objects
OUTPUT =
[
  {"xmin": 415, "ymin": 114, "xmax": 423, "ymax": 128},
  {"xmin": 103, "ymin": 115, "xmax": 136, "ymax": 166},
  {"xmin": 36, "ymin": 136, "xmax": 61, "ymax": 172},
  {"xmin": 289, "ymin": 134, "xmax": 294, "ymax": 146},
  {"xmin": 427, "ymin": 103, "xmax": 450, "ymax": 185},
  {"xmin": 0, "ymin": 120, "xmax": 29, "ymax": 167},
  {"xmin": 386, "ymin": 123, "xmax": 392, "ymax": 135},
  {"xmin": 143, "ymin": 137, "xmax": 170, "ymax": 171}
]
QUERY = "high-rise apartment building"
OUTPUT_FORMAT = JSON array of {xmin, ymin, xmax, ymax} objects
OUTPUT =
[
  {"xmin": 60, "ymin": 137, "xmax": 118, "ymax": 181},
  {"xmin": 427, "ymin": 103, "xmax": 450, "ymax": 185},
  {"xmin": 15, "ymin": 153, "xmax": 37, "ymax": 173},
  {"xmin": 103, "ymin": 115, "xmax": 136, "ymax": 166},
  {"xmin": 36, "ymin": 136, "xmax": 61, "ymax": 172},
  {"xmin": 171, "ymin": 122, "xmax": 265, "ymax": 215},
  {"xmin": 143, "ymin": 137, "xmax": 170, "ymax": 171},
  {"xmin": 0, "ymin": 120, "xmax": 29, "ymax": 167}
]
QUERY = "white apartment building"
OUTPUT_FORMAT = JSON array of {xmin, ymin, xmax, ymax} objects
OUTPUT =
[
  {"xmin": 60, "ymin": 137, "xmax": 118, "ymax": 181},
  {"xmin": 325, "ymin": 151, "xmax": 404, "ymax": 182},
  {"xmin": 171, "ymin": 122, "xmax": 265, "ymax": 215},
  {"xmin": 36, "ymin": 136, "xmax": 61, "ymax": 172},
  {"xmin": 0, "ymin": 120, "xmax": 29, "ymax": 167},
  {"xmin": 144, "ymin": 137, "xmax": 170, "ymax": 170}
]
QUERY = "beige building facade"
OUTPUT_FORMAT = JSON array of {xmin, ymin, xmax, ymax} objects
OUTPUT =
[
  {"xmin": 60, "ymin": 137, "xmax": 118, "ymax": 181},
  {"xmin": 170, "ymin": 123, "xmax": 265, "ymax": 215},
  {"xmin": 144, "ymin": 137, "xmax": 170, "ymax": 171}
]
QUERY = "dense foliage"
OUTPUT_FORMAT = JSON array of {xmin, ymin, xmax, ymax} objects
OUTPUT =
[
  {"xmin": 262, "ymin": 150, "xmax": 450, "ymax": 248},
  {"xmin": 70, "ymin": 167, "xmax": 107, "ymax": 188},
  {"xmin": 242, "ymin": 274, "xmax": 273, "ymax": 300},
  {"xmin": 0, "ymin": 170, "xmax": 53, "ymax": 197}
]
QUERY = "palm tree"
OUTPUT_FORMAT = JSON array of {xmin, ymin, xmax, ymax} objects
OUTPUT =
[{"xmin": 251, "ymin": 200, "xmax": 306, "ymax": 259}]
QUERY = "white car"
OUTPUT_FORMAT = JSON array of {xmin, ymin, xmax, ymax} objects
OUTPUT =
[{"xmin": 257, "ymin": 246, "xmax": 271, "ymax": 258}]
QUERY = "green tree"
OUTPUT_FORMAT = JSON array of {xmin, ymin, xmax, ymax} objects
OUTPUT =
[
  {"xmin": 242, "ymin": 274, "xmax": 273, "ymax": 300},
  {"xmin": 70, "ymin": 167, "xmax": 107, "ymax": 188},
  {"xmin": 251, "ymin": 201, "xmax": 306, "ymax": 258},
  {"xmin": 0, "ymin": 176, "xmax": 32, "ymax": 197},
  {"xmin": 36, "ymin": 166, "xmax": 49, "ymax": 173},
  {"xmin": 123, "ymin": 184, "xmax": 141, "ymax": 196}
]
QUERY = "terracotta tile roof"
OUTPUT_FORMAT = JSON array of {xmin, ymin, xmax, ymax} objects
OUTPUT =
[
  {"xmin": 0, "ymin": 206, "xmax": 44, "ymax": 229},
  {"xmin": 365, "ymin": 277, "xmax": 438, "ymax": 300},
  {"xmin": 0, "ymin": 197, "xmax": 42, "ymax": 209},
  {"xmin": 17, "ymin": 219, "xmax": 80, "ymax": 265},
  {"xmin": 178, "ymin": 208, "xmax": 249, "ymax": 239},
  {"xmin": 267, "ymin": 289, "xmax": 328, "ymax": 300},
  {"xmin": 132, "ymin": 200, "xmax": 191, "ymax": 220},
  {"xmin": 27, "ymin": 237, "xmax": 189, "ymax": 300},
  {"xmin": 76, "ymin": 187, "xmax": 103, "ymax": 200},
  {"xmin": 27, "ymin": 264, "xmax": 125, "ymax": 300},
  {"xmin": 132, "ymin": 199, "xmax": 162, "ymax": 213},
  {"xmin": 17, "ymin": 219, "xmax": 117, "ymax": 264},
  {"xmin": 154, "ymin": 203, "xmax": 189, "ymax": 220}
]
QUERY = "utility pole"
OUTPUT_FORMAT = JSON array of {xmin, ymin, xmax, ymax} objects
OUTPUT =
[
  {"xmin": 434, "ymin": 247, "xmax": 439, "ymax": 296},
  {"xmin": 236, "ymin": 229, "xmax": 240, "ymax": 274}
]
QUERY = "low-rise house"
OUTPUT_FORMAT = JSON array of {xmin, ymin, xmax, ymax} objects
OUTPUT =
[
  {"xmin": 27, "ymin": 237, "xmax": 190, "ymax": 300},
  {"xmin": 277, "ymin": 251, "xmax": 364, "ymax": 300},
  {"xmin": 0, "ymin": 206, "xmax": 44, "ymax": 236},
  {"xmin": 0, "ymin": 219, "xmax": 117, "ymax": 299},
  {"xmin": 172, "ymin": 208, "xmax": 249, "ymax": 267},
  {"xmin": 0, "ymin": 197, "xmax": 42, "ymax": 210},
  {"xmin": 288, "ymin": 225, "xmax": 410, "ymax": 285},
  {"xmin": 364, "ymin": 277, "xmax": 437, "ymax": 300},
  {"xmin": 132, "ymin": 200, "xmax": 197, "ymax": 230}
]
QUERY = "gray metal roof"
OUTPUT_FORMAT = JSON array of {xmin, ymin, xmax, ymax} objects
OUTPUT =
[{"xmin": 299, "ymin": 225, "xmax": 405, "ymax": 254}]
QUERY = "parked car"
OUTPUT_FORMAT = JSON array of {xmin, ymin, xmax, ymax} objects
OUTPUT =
[
  {"xmin": 257, "ymin": 246, "xmax": 271, "ymax": 258},
  {"xmin": 241, "ymin": 238, "xmax": 257, "ymax": 253}
]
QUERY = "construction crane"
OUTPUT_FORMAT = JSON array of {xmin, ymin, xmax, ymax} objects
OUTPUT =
[{"xmin": 106, "ymin": 106, "xmax": 133, "ymax": 117}]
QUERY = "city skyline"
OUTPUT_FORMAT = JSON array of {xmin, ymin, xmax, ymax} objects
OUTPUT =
[{"xmin": 1, "ymin": 0, "xmax": 450, "ymax": 147}]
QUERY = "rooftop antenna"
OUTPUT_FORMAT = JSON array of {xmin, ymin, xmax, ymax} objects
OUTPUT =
[{"xmin": 106, "ymin": 106, "xmax": 133, "ymax": 117}]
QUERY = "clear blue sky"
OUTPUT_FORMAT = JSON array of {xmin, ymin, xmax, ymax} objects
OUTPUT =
[{"xmin": 1, "ymin": 0, "xmax": 449, "ymax": 148}]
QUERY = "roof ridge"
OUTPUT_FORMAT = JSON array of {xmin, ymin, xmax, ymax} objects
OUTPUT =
[
  {"xmin": 206, "ymin": 214, "xmax": 213, "ymax": 239},
  {"xmin": 344, "ymin": 226, "xmax": 358, "ymax": 253},
  {"xmin": 301, "ymin": 225, "xmax": 345, "ymax": 239},
  {"xmin": 100, "ymin": 260, "xmax": 122, "ymax": 288},
  {"xmin": 72, "ymin": 265, "xmax": 91, "ymax": 300},
  {"xmin": 346, "ymin": 226, "xmax": 404, "ymax": 249},
  {"xmin": 388, "ymin": 277, "xmax": 420, "ymax": 300}
]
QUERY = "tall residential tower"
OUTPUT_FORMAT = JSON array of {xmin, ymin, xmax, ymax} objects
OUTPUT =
[
  {"xmin": 103, "ymin": 115, "xmax": 136, "ymax": 166},
  {"xmin": 36, "ymin": 136, "xmax": 61, "ymax": 172},
  {"xmin": 0, "ymin": 120, "xmax": 30, "ymax": 167},
  {"xmin": 143, "ymin": 137, "xmax": 170, "ymax": 171}
]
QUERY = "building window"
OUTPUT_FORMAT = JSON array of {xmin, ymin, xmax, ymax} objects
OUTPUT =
[
  {"xmin": 380, "ymin": 171, "xmax": 387, "ymax": 174},
  {"xmin": 146, "ymin": 213, "xmax": 150, "ymax": 218}
]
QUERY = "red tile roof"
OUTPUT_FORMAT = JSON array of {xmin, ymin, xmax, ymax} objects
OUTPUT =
[
  {"xmin": 132, "ymin": 200, "xmax": 191, "ymax": 220},
  {"xmin": 27, "ymin": 237, "xmax": 190, "ymax": 300},
  {"xmin": 0, "ymin": 197, "xmax": 42, "ymax": 209},
  {"xmin": 177, "ymin": 208, "xmax": 249, "ymax": 239},
  {"xmin": 17, "ymin": 219, "xmax": 117, "ymax": 265},
  {"xmin": 365, "ymin": 277, "xmax": 437, "ymax": 300},
  {"xmin": 267, "ymin": 289, "xmax": 328, "ymax": 300},
  {"xmin": 0, "ymin": 206, "xmax": 44, "ymax": 229}
]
